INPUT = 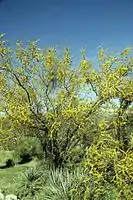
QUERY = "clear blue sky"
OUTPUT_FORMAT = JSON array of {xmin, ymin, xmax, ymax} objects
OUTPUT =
[{"xmin": 0, "ymin": 0, "xmax": 133, "ymax": 63}]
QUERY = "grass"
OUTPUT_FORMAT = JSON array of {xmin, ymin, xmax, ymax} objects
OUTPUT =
[
  {"xmin": 0, "ymin": 150, "xmax": 82, "ymax": 199},
  {"xmin": 0, "ymin": 150, "xmax": 13, "ymax": 165},
  {"xmin": 0, "ymin": 150, "xmax": 37, "ymax": 195},
  {"xmin": 0, "ymin": 150, "xmax": 116, "ymax": 200}
]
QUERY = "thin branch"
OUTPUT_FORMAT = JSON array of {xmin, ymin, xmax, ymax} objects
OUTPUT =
[
  {"xmin": 10, "ymin": 70, "xmax": 46, "ymax": 126},
  {"xmin": 38, "ymin": 73, "xmax": 56, "ymax": 113},
  {"xmin": 86, "ymin": 78, "xmax": 99, "ymax": 96}
]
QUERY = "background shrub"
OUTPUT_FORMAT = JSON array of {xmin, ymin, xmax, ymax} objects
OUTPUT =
[
  {"xmin": 5, "ymin": 159, "xmax": 15, "ymax": 168},
  {"xmin": 13, "ymin": 137, "xmax": 43, "ymax": 164}
]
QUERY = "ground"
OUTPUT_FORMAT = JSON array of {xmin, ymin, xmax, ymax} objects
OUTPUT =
[{"xmin": 0, "ymin": 150, "xmax": 37, "ymax": 195}]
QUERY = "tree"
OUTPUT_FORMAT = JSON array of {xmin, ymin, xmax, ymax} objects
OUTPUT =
[{"xmin": 0, "ymin": 33, "xmax": 133, "ymax": 168}]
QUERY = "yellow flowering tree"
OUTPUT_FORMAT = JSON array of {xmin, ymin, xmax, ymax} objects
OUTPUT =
[{"xmin": 0, "ymin": 33, "xmax": 133, "ymax": 172}]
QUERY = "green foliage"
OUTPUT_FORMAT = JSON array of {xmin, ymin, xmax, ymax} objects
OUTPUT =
[
  {"xmin": 40, "ymin": 167, "xmax": 84, "ymax": 200},
  {"xmin": 18, "ymin": 163, "xmax": 84, "ymax": 200},
  {"xmin": 77, "ymin": 133, "xmax": 133, "ymax": 199},
  {"xmin": 17, "ymin": 164, "xmax": 47, "ymax": 199},
  {"xmin": 5, "ymin": 158, "xmax": 15, "ymax": 168},
  {"xmin": 13, "ymin": 137, "xmax": 43, "ymax": 164}
]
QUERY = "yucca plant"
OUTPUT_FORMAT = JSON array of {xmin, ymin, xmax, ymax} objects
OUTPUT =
[
  {"xmin": 39, "ymin": 167, "xmax": 84, "ymax": 200},
  {"xmin": 18, "ymin": 160, "xmax": 84, "ymax": 200},
  {"xmin": 17, "ymin": 163, "xmax": 48, "ymax": 199}
]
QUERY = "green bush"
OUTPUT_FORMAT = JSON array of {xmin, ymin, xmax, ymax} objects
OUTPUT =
[
  {"xmin": 17, "ymin": 163, "xmax": 48, "ymax": 199},
  {"xmin": 38, "ymin": 167, "xmax": 84, "ymax": 200},
  {"xmin": 5, "ymin": 158, "xmax": 15, "ymax": 168},
  {"xmin": 76, "ymin": 133, "xmax": 133, "ymax": 200},
  {"xmin": 17, "ymin": 162, "xmax": 84, "ymax": 200},
  {"xmin": 13, "ymin": 137, "xmax": 43, "ymax": 164}
]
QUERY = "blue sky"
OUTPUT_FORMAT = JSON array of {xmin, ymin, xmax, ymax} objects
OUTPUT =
[{"xmin": 0, "ymin": 0, "xmax": 133, "ymax": 64}]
